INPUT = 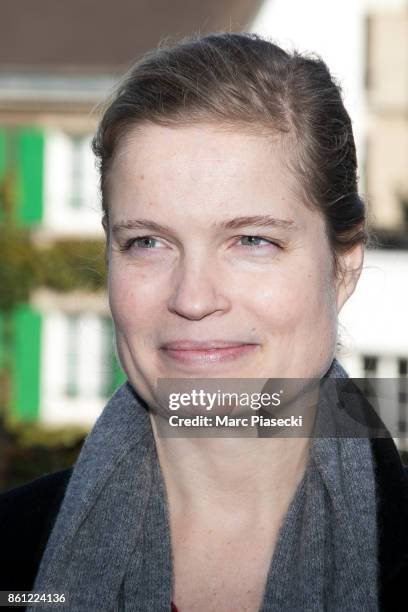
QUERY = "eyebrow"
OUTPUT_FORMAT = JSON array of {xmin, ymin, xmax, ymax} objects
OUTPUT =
[{"xmin": 111, "ymin": 215, "xmax": 297, "ymax": 235}]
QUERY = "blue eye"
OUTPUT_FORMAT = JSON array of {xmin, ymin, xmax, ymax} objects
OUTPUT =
[
  {"xmin": 134, "ymin": 237, "xmax": 157, "ymax": 248},
  {"xmin": 119, "ymin": 235, "xmax": 281, "ymax": 254},
  {"xmin": 121, "ymin": 236, "xmax": 162, "ymax": 251},
  {"xmin": 238, "ymin": 236, "xmax": 277, "ymax": 248}
]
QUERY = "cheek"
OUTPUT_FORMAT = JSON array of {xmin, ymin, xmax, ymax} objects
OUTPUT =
[
  {"xmin": 108, "ymin": 264, "xmax": 161, "ymax": 331},
  {"xmin": 247, "ymin": 262, "xmax": 337, "ymax": 331}
]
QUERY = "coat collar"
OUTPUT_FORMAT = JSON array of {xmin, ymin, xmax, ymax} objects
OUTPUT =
[{"xmin": 370, "ymin": 435, "xmax": 408, "ymax": 602}]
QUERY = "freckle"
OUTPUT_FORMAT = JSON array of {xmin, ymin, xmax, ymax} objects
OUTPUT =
[{"xmin": 140, "ymin": 174, "xmax": 144, "ymax": 180}]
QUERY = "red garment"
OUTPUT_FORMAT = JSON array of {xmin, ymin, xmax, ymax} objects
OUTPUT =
[{"xmin": 171, "ymin": 603, "xmax": 179, "ymax": 612}]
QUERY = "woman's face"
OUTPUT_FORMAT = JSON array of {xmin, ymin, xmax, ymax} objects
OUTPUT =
[{"xmin": 106, "ymin": 123, "xmax": 360, "ymax": 407}]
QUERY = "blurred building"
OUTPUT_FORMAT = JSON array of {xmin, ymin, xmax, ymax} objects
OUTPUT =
[
  {"xmin": 340, "ymin": 0, "xmax": 408, "ymax": 375},
  {"xmin": 0, "ymin": 0, "xmax": 262, "ymax": 426},
  {"xmin": 0, "ymin": 112, "xmax": 121, "ymax": 426},
  {"xmin": 364, "ymin": 0, "xmax": 408, "ymax": 239},
  {"xmin": 252, "ymin": 0, "xmax": 408, "ymax": 444},
  {"xmin": 0, "ymin": 0, "xmax": 407, "ymax": 434}
]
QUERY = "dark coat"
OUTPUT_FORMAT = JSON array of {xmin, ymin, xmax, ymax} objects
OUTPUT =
[{"xmin": 1, "ymin": 436, "xmax": 408, "ymax": 611}]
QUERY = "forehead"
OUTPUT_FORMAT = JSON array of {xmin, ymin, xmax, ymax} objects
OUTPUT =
[
  {"xmin": 112, "ymin": 121, "xmax": 291, "ymax": 182},
  {"xmin": 107, "ymin": 122, "xmax": 316, "ymax": 227}
]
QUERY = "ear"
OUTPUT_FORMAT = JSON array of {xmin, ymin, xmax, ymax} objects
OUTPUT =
[
  {"xmin": 102, "ymin": 214, "xmax": 108, "ymax": 236},
  {"xmin": 335, "ymin": 242, "xmax": 364, "ymax": 312}
]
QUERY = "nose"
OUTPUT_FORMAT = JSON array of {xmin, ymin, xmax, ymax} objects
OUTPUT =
[{"xmin": 167, "ymin": 257, "xmax": 231, "ymax": 320}]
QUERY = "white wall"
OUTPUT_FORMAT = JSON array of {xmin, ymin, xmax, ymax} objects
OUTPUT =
[
  {"xmin": 364, "ymin": 0, "xmax": 407, "ymax": 11},
  {"xmin": 43, "ymin": 129, "xmax": 103, "ymax": 237},
  {"xmin": 339, "ymin": 249, "xmax": 408, "ymax": 359},
  {"xmin": 250, "ymin": 0, "xmax": 408, "ymax": 379},
  {"xmin": 249, "ymin": 0, "xmax": 366, "ymax": 177}
]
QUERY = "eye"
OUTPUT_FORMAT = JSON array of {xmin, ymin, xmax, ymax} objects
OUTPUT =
[
  {"xmin": 120, "ymin": 236, "xmax": 165, "ymax": 251},
  {"xmin": 237, "ymin": 235, "xmax": 280, "ymax": 249}
]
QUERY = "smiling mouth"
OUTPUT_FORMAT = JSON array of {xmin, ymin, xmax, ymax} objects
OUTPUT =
[{"xmin": 160, "ymin": 343, "xmax": 259, "ymax": 365}]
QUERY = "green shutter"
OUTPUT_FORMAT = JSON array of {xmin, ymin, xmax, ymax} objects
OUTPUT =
[
  {"xmin": 104, "ymin": 318, "xmax": 126, "ymax": 396},
  {"xmin": 0, "ymin": 129, "xmax": 6, "ymax": 224},
  {"xmin": 18, "ymin": 128, "xmax": 44, "ymax": 226},
  {"xmin": 110, "ymin": 354, "xmax": 127, "ymax": 394},
  {"xmin": 11, "ymin": 305, "xmax": 42, "ymax": 421},
  {"xmin": 0, "ymin": 129, "xmax": 6, "ymax": 180},
  {"xmin": 0, "ymin": 312, "xmax": 4, "ymax": 370}
]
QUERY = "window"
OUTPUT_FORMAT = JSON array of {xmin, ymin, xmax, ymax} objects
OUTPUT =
[
  {"xmin": 401, "ymin": 197, "xmax": 408, "ymax": 232},
  {"xmin": 364, "ymin": 15, "xmax": 373, "ymax": 91},
  {"xmin": 63, "ymin": 313, "xmax": 124, "ymax": 401},
  {"xmin": 100, "ymin": 316, "xmax": 116, "ymax": 398},
  {"xmin": 398, "ymin": 358, "xmax": 408, "ymax": 437},
  {"xmin": 360, "ymin": 355, "xmax": 378, "ymax": 404},
  {"xmin": 65, "ymin": 313, "xmax": 80, "ymax": 397},
  {"xmin": 69, "ymin": 134, "xmax": 91, "ymax": 209},
  {"xmin": 363, "ymin": 355, "xmax": 378, "ymax": 377}
]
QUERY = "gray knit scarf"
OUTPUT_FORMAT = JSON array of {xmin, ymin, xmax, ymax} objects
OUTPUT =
[{"xmin": 29, "ymin": 359, "xmax": 379, "ymax": 611}]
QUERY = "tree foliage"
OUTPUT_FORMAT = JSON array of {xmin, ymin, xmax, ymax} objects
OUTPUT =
[
  {"xmin": 0, "ymin": 228, "xmax": 39, "ymax": 310},
  {"xmin": 0, "ymin": 231, "xmax": 106, "ymax": 311}
]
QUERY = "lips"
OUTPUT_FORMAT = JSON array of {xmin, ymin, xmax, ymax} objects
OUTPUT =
[
  {"xmin": 161, "ymin": 340, "xmax": 252, "ymax": 350},
  {"xmin": 160, "ymin": 340, "xmax": 259, "ymax": 365}
]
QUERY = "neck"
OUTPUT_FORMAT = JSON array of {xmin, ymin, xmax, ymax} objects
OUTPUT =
[{"xmin": 150, "ymin": 416, "xmax": 310, "ymax": 519}]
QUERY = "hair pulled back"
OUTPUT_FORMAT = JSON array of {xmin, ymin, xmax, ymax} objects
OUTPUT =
[{"xmin": 92, "ymin": 32, "xmax": 367, "ymax": 267}]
